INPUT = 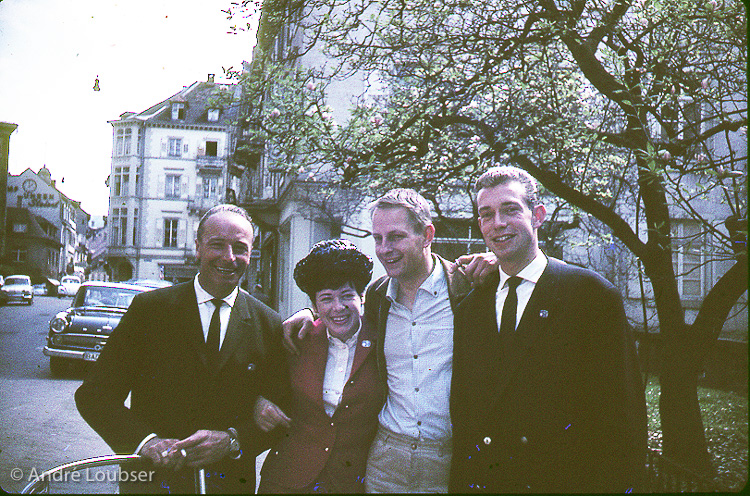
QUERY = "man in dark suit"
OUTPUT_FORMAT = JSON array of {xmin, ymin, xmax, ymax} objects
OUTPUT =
[
  {"xmin": 75, "ymin": 204, "xmax": 290, "ymax": 493},
  {"xmin": 450, "ymin": 166, "xmax": 647, "ymax": 493}
]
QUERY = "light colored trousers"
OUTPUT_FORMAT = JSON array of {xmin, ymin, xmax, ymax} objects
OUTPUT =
[{"xmin": 364, "ymin": 424, "xmax": 452, "ymax": 493}]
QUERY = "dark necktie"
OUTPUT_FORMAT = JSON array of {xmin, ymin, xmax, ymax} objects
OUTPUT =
[
  {"xmin": 206, "ymin": 298, "xmax": 222, "ymax": 368},
  {"xmin": 500, "ymin": 276, "xmax": 523, "ymax": 352}
]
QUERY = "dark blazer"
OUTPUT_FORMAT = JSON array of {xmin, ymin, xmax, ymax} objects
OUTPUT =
[
  {"xmin": 363, "ymin": 254, "xmax": 472, "ymax": 391},
  {"xmin": 450, "ymin": 257, "xmax": 647, "ymax": 493},
  {"xmin": 259, "ymin": 318, "xmax": 384, "ymax": 493},
  {"xmin": 75, "ymin": 281, "xmax": 290, "ymax": 493}
]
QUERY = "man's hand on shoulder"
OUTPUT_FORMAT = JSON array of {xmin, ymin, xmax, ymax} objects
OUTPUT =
[
  {"xmin": 452, "ymin": 252, "xmax": 498, "ymax": 288},
  {"xmin": 281, "ymin": 308, "xmax": 315, "ymax": 355}
]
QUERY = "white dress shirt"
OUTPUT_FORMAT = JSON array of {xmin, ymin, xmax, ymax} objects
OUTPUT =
[
  {"xmin": 194, "ymin": 275, "xmax": 238, "ymax": 349},
  {"xmin": 322, "ymin": 324, "xmax": 361, "ymax": 417},
  {"xmin": 495, "ymin": 254, "xmax": 548, "ymax": 331},
  {"xmin": 379, "ymin": 257, "xmax": 454, "ymax": 441}
]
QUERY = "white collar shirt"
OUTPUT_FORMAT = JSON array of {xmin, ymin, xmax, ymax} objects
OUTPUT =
[
  {"xmin": 193, "ymin": 275, "xmax": 238, "ymax": 349},
  {"xmin": 379, "ymin": 256, "xmax": 454, "ymax": 441},
  {"xmin": 495, "ymin": 254, "xmax": 548, "ymax": 332},
  {"xmin": 322, "ymin": 324, "xmax": 362, "ymax": 417}
]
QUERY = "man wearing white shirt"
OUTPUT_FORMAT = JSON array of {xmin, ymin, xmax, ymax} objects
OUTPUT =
[
  {"xmin": 450, "ymin": 166, "xmax": 647, "ymax": 493},
  {"xmin": 76, "ymin": 205, "xmax": 290, "ymax": 493}
]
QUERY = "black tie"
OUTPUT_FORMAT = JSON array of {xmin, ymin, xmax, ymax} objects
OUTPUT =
[
  {"xmin": 206, "ymin": 298, "xmax": 222, "ymax": 368},
  {"xmin": 500, "ymin": 277, "xmax": 523, "ymax": 352}
]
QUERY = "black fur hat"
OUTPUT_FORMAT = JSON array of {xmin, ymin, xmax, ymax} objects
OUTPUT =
[{"xmin": 294, "ymin": 239, "xmax": 373, "ymax": 298}]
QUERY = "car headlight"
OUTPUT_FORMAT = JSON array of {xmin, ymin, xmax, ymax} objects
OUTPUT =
[{"xmin": 50, "ymin": 317, "xmax": 68, "ymax": 333}]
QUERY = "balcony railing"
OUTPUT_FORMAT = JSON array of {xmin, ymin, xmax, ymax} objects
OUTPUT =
[{"xmin": 196, "ymin": 156, "xmax": 224, "ymax": 174}]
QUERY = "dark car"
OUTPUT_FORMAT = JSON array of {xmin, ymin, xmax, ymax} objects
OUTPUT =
[{"xmin": 43, "ymin": 281, "xmax": 153, "ymax": 376}]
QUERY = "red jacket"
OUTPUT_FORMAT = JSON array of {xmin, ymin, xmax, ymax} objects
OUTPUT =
[{"xmin": 259, "ymin": 317, "xmax": 384, "ymax": 493}]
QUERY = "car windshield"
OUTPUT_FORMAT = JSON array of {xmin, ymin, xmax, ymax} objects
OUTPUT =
[
  {"xmin": 5, "ymin": 277, "xmax": 29, "ymax": 285},
  {"xmin": 62, "ymin": 277, "xmax": 80, "ymax": 284},
  {"xmin": 81, "ymin": 287, "xmax": 141, "ymax": 309}
]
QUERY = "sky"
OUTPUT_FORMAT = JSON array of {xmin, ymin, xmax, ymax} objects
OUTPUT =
[{"xmin": 0, "ymin": 0, "xmax": 259, "ymax": 217}]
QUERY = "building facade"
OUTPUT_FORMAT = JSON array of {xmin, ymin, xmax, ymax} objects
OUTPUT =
[
  {"xmin": 105, "ymin": 78, "xmax": 243, "ymax": 283},
  {"xmin": 4, "ymin": 166, "xmax": 89, "ymax": 281}
]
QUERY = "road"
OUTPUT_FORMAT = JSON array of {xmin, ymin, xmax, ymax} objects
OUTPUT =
[
  {"xmin": 0, "ymin": 295, "xmax": 115, "ymax": 493},
  {"xmin": 0, "ymin": 294, "xmax": 267, "ymax": 494}
]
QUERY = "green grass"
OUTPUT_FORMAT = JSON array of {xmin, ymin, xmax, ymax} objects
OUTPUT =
[{"xmin": 645, "ymin": 377, "xmax": 749, "ymax": 491}]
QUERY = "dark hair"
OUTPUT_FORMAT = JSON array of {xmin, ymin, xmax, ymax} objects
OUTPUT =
[
  {"xmin": 474, "ymin": 166, "xmax": 541, "ymax": 209},
  {"xmin": 294, "ymin": 239, "xmax": 373, "ymax": 300},
  {"xmin": 197, "ymin": 204, "xmax": 254, "ymax": 241}
]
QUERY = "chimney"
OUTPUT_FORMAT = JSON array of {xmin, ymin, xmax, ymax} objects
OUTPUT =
[{"xmin": 208, "ymin": 74, "xmax": 215, "ymax": 83}]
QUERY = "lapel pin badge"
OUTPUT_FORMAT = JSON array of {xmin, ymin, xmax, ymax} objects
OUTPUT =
[
  {"xmin": 362, "ymin": 340, "xmax": 372, "ymax": 348},
  {"xmin": 539, "ymin": 310, "xmax": 549, "ymax": 318},
  {"xmin": 247, "ymin": 363, "xmax": 256, "ymax": 371}
]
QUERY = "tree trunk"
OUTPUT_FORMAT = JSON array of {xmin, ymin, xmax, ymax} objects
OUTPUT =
[{"xmin": 659, "ymin": 327, "xmax": 714, "ymax": 475}]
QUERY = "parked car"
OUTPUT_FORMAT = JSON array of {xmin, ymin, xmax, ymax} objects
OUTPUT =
[
  {"xmin": 43, "ymin": 281, "xmax": 152, "ymax": 376},
  {"xmin": 126, "ymin": 278, "xmax": 174, "ymax": 289},
  {"xmin": 33, "ymin": 284, "xmax": 48, "ymax": 296},
  {"xmin": 58, "ymin": 275, "xmax": 82, "ymax": 297},
  {"xmin": 0, "ymin": 275, "xmax": 34, "ymax": 305}
]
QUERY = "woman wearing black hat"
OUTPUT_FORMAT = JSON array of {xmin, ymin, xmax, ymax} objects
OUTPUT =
[{"xmin": 257, "ymin": 239, "xmax": 385, "ymax": 493}]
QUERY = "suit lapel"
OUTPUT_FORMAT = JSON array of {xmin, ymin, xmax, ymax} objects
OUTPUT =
[
  {"xmin": 295, "ymin": 322, "xmax": 328, "ymax": 408},
  {"xmin": 175, "ymin": 284, "xmax": 208, "ymax": 366},
  {"xmin": 218, "ymin": 291, "xmax": 254, "ymax": 370},
  {"xmin": 350, "ymin": 317, "xmax": 376, "ymax": 379}
]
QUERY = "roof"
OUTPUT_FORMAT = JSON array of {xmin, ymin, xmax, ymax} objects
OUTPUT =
[
  {"xmin": 5, "ymin": 207, "xmax": 62, "ymax": 247},
  {"xmin": 112, "ymin": 81, "xmax": 240, "ymax": 128}
]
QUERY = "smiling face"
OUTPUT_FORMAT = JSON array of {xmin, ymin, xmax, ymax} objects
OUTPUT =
[
  {"xmin": 371, "ymin": 206, "xmax": 435, "ymax": 286},
  {"xmin": 477, "ymin": 180, "xmax": 546, "ymax": 276},
  {"xmin": 313, "ymin": 282, "xmax": 363, "ymax": 342},
  {"xmin": 196, "ymin": 210, "xmax": 254, "ymax": 298}
]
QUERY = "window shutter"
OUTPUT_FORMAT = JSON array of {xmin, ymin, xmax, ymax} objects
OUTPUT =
[
  {"xmin": 155, "ymin": 218, "xmax": 163, "ymax": 247},
  {"xmin": 179, "ymin": 221, "xmax": 187, "ymax": 248},
  {"xmin": 181, "ymin": 176, "xmax": 189, "ymax": 199},
  {"xmin": 161, "ymin": 139, "xmax": 167, "ymax": 157},
  {"xmin": 157, "ymin": 175, "xmax": 165, "ymax": 199}
]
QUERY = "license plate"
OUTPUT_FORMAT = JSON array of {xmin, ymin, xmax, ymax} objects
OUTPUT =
[{"xmin": 83, "ymin": 351, "xmax": 100, "ymax": 362}]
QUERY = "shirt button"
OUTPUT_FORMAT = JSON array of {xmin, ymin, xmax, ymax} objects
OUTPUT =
[
  {"xmin": 330, "ymin": 422, "xmax": 335, "ymax": 427},
  {"xmin": 411, "ymin": 443, "xmax": 418, "ymax": 450},
  {"xmin": 483, "ymin": 437, "xmax": 492, "ymax": 445},
  {"xmin": 417, "ymin": 421, "xmax": 422, "ymax": 426},
  {"xmin": 412, "ymin": 322, "xmax": 416, "ymax": 326},
  {"xmin": 414, "ymin": 387, "xmax": 419, "ymax": 392},
  {"xmin": 413, "ymin": 355, "xmax": 418, "ymax": 359},
  {"xmin": 325, "ymin": 447, "xmax": 329, "ymax": 452}
]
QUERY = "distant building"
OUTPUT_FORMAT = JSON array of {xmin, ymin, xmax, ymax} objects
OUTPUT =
[
  {"xmin": 4, "ymin": 166, "xmax": 89, "ymax": 280},
  {"xmin": 105, "ymin": 78, "xmax": 242, "ymax": 283}
]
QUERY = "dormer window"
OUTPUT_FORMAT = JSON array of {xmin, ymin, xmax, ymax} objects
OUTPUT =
[
  {"xmin": 208, "ymin": 109, "xmax": 220, "ymax": 122},
  {"xmin": 172, "ymin": 103, "xmax": 186, "ymax": 120}
]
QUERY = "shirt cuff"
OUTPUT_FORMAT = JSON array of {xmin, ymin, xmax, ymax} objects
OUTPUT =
[{"xmin": 135, "ymin": 433, "xmax": 158, "ymax": 455}]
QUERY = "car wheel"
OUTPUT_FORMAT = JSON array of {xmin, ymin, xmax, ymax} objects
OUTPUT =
[
  {"xmin": 50, "ymin": 357, "xmax": 70, "ymax": 377},
  {"xmin": 27, "ymin": 299, "xmax": 33, "ymax": 305}
]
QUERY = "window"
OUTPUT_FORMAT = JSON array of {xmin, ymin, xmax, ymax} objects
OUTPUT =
[
  {"xmin": 165, "ymin": 174, "xmax": 181, "ymax": 198},
  {"xmin": 431, "ymin": 219, "xmax": 486, "ymax": 261},
  {"xmin": 115, "ymin": 128, "xmax": 132, "ymax": 156},
  {"xmin": 12, "ymin": 223, "xmax": 27, "ymax": 233},
  {"xmin": 205, "ymin": 141, "xmax": 218, "ymax": 157},
  {"xmin": 661, "ymin": 97, "xmax": 703, "ymax": 160},
  {"xmin": 172, "ymin": 103, "xmax": 185, "ymax": 120},
  {"xmin": 208, "ymin": 109, "xmax": 220, "ymax": 122},
  {"xmin": 110, "ymin": 208, "xmax": 128, "ymax": 246},
  {"xmin": 164, "ymin": 219, "xmax": 179, "ymax": 248},
  {"xmin": 672, "ymin": 220, "xmax": 708, "ymax": 299},
  {"xmin": 113, "ymin": 167, "xmax": 129, "ymax": 196},
  {"xmin": 136, "ymin": 128, "xmax": 143, "ymax": 155},
  {"xmin": 168, "ymin": 138, "xmax": 182, "ymax": 157},
  {"xmin": 10, "ymin": 248, "xmax": 27, "ymax": 262},
  {"xmin": 203, "ymin": 177, "xmax": 218, "ymax": 199}
]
